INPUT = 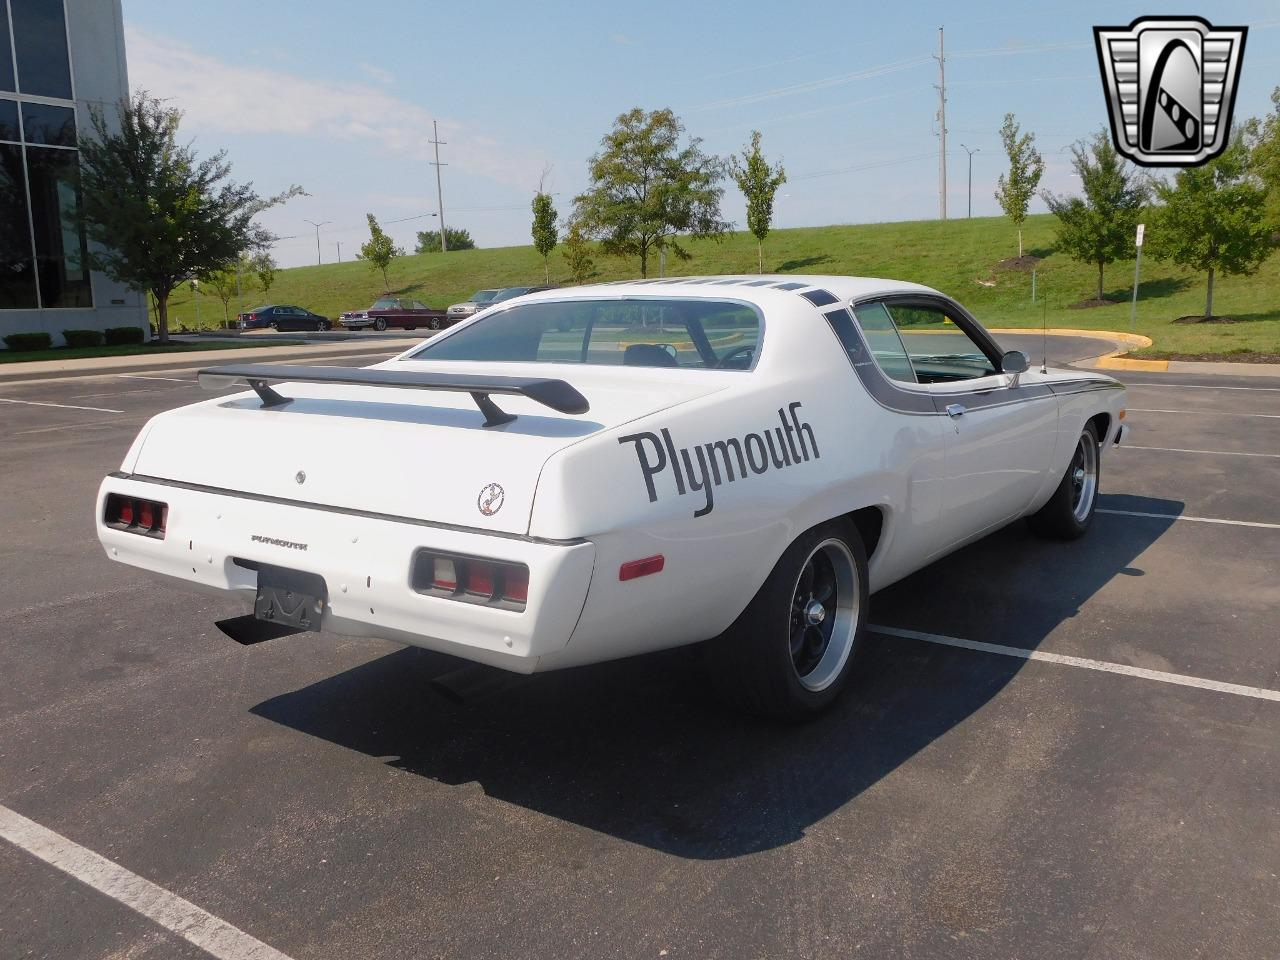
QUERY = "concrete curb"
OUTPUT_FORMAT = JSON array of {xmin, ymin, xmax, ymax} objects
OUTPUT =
[{"xmin": 0, "ymin": 339, "xmax": 419, "ymax": 385}]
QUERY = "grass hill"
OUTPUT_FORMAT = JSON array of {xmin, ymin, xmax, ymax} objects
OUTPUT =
[{"xmin": 163, "ymin": 213, "xmax": 1280, "ymax": 359}]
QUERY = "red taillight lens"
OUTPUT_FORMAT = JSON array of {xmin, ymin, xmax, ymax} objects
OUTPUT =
[
  {"xmin": 431, "ymin": 557, "xmax": 457, "ymax": 591},
  {"xmin": 619, "ymin": 555, "xmax": 665, "ymax": 581},
  {"xmin": 105, "ymin": 493, "xmax": 167, "ymax": 539},
  {"xmin": 465, "ymin": 561, "xmax": 496, "ymax": 597},
  {"xmin": 502, "ymin": 566, "xmax": 529, "ymax": 604}
]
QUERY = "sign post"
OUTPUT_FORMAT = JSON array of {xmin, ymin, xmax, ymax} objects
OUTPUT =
[{"xmin": 1130, "ymin": 223, "xmax": 1145, "ymax": 332}]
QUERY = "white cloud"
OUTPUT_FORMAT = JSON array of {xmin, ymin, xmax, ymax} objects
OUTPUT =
[
  {"xmin": 125, "ymin": 27, "xmax": 547, "ymax": 190},
  {"xmin": 358, "ymin": 63, "xmax": 394, "ymax": 85},
  {"xmin": 611, "ymin": 33, "xmax": 635, "ymax": 46}
]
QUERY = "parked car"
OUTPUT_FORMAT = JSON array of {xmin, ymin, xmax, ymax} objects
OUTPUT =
[
  {"xmin": 236, "ymin": 305, "xmax": 331, "ymax": 331},
  {"xmin": 440, "ymin": 285, "xmax": 559, "ymax": 328},
  {"xmin": 97, "ymin": 275, "xmax": 1126, "ymax": 718},
  {"xmin": 339, "ymin": 297, "xmax": 448, "ymax": 331}
]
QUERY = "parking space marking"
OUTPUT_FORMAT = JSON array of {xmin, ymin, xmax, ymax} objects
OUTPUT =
[
  {"xmin": 0, "ymin": 397, "xmax": 123, "ymax": 414},
  {"xmin": 871, "ymin": 626, "xmax": 1280, "ymax": 702},
  {"xmin": 1121, "ymin": 445, "xmax": 1280, "ymax": 459},
  {"xmin": 1098, "ymin": 508, "xmax": 1280, "ymax": 530},
  {"xmin": 1128, "ymin": 407, "xmax": 1280, "ymax": 420},
  {"xmin": 117, "ymin": 375, "xmax": 196, "ymax": 382},
  {"xmin": 0, "ymin": 804, "xmax": 295, "ymax": 960},
  {"xmin": 1123, "ymin": 382, "xmax": 1280, "ymax": 392}
]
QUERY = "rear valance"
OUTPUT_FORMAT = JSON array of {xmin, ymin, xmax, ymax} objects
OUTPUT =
[{"xmin": 197, "ymin": 363, "xmax": 590, "ymax": 427}]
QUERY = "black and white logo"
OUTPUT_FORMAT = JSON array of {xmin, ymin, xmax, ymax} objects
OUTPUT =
[{"xmin": 1094, "ymin": 16, "xmax": 1247, "ymax": 167}]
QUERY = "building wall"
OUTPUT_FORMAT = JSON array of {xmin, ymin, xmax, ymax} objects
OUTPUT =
[{"xmin": 0, "ymin": 0, "xmax": 145, "ymax": 347}]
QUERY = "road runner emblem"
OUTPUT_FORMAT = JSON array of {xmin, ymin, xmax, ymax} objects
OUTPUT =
[{"xmin": 477, "ymin": 483, "xmax": 505, "ymax": 516}]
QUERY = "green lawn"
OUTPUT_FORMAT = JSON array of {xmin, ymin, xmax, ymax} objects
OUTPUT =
[
  {"xmin": 160, "ymin": 214, "xmax": 1280, "ymax": 359},
  {"xmin": 0, "ymin": 339, "xmax": 294, "ymax": 364}
]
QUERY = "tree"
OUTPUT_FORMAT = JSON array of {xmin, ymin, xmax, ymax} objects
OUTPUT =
[
  {"xmin": 1042, "ymin": 130, "xmax": 1148, "ymax": 300},
  {"xmin": 77, "ymin": 91, "xmax": 303, "ymax": 342},
  {"xmin": 573, "ymin": 108, "xmax": 729, "ymax": 277},
  {"xmin": 729, "ymin": 130, "xmax": 787, "ymax": 273},
  {"xmin": 1253, "ymin": 86, "xmax": 1280, "ymax": 230},
  {"xmin": 994, "ymin": 113, "xmax": 1045, "ymax": 258},
  {"xmin": 360, "ymin": 213, "xmax": 403, "ymax": 289},
  {"xmin": 201, "ymin": 262, "xmax": 239, "ymax": 328},
  {"xmin": 561, "ymin": 220, "xmax": 595, "ymax": 283},
  {"xmin": 252, "ymin": 252, "xmax": 277, "ymax": 296},
  {"xmin": 1149, "ymin": 129, "xmax": 1275, "ymax": 318},
  {"xmin": 531, "ymin": 184, "xmax": 558, "ymax": 282},
  {"xmin": 415, "ymin": 226, "xmax": 475, "ymax": 253}
]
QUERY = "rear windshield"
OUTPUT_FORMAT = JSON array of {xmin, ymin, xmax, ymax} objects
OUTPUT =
[{"xmin": 408, "ymin": 298, "xmax": 761, "ymax": 370}]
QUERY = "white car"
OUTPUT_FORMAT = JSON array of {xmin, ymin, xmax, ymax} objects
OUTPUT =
[{"xmin": 96, "ymin": 276, "xmax": 1127, "ymax": 717}]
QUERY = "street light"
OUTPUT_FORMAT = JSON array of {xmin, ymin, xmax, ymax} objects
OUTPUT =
[
  {"xmin": 304, "ymin": 219, "xmax": 332, "ymax": 266},
  {"xmin": 960, "ymin": 144, "xmax": 979, "ymax": 219}
]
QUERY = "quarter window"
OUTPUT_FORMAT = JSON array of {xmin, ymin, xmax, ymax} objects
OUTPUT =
[{"xmin": 851, "ymin": 301, "xmax": 917, "ymax": 384}]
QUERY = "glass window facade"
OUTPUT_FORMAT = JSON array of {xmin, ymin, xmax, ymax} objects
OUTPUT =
[{"xmin": 0, "ymin": 0, "xmax": 93, "ymax": 310}]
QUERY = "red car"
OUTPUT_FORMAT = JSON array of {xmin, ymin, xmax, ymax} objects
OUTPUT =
[{"xmin": 338, "ymin": 297, "xmax": 448, "ymax": 331}]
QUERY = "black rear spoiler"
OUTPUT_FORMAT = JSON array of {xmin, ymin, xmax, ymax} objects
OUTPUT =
[{"xmin": 197, "ymin": 363, "xmax": 589, "ymax": 427}]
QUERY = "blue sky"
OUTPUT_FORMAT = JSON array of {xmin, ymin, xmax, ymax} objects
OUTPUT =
[{"xmin": 121, "ymin": 0, "xmax": 1280, "ymax": 268}]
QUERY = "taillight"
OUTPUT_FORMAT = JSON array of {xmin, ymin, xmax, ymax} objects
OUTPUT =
[
  {"xmin": 411, "ymin": 550, "xmax": 528, "ymax": 610},
  {"xmin": 104, "ymin": 493, "xmax": 167, "ymax": 539}
]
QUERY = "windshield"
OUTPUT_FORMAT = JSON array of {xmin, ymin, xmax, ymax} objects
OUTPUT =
[
  {"xmin": 370, "ymin": 298, "xmax": 396, "ymax": 309},
  {"xmin": 491, "ymin": 287, "xmax": 532, "ymax": 303},
  {"xmin": 408, "ymin": 298, "xmax": 761, "ymax": 370},
  {"xmin": 472, "ymin": 289, "xmax": 499, "ymax": 303}
]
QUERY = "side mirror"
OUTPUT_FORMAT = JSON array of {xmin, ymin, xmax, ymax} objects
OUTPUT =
[{"xmin": 1001, "ymin": 350, "xmax": 1030, "ymax": 388}]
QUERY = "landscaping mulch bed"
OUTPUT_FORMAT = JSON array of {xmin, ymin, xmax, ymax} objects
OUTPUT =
[{"xmin": 995, "ymin": 255, "xmax": 1043, "ymax": 271}]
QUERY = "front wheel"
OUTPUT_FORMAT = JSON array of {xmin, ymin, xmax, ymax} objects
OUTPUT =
[
  {"xmin": 1028, "ymin": 423, "xmax": 1100, "ymax": 540},
  {"xmin": 704, "ymin": 519, "xmax": 868, "ymax": 719},
  {"xmin": 373, "ymin": 317, "xmax": 388, "ymax": 332}
]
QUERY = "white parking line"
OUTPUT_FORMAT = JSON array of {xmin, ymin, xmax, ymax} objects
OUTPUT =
[
  {"xmin": 1128, "ymin": 407, "xmax": 1280, "ymax": 419},
  {"xmin": 0, "ymin": 397, "xmax": 123, "ymax": 414},
  {"xmin": 1124, "ymin": 382, "xmax": 1280, "ymax": 392},
  {"xmin": 117, "ymin": 374, "xmax": 195, "ymax": 382},
  {"xmin": 1098, "ymin": 508, "xmax": 1280, "ymax": 530},
  {"xmin": 871, "ymin": 625, "xmax": 1280, "ymax": 702},
  {"xmin": 1121, "ymin": 444, "xmax": 1280, "ymax": 459},
  {"xmin": 0, "ymin": 804, "xmax": 295, "ymax": 960}
]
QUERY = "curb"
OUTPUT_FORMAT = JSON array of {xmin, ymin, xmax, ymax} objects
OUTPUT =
[{"xmin": 988, "ymin": 328, "xmax": 1163, "ymax": 370}]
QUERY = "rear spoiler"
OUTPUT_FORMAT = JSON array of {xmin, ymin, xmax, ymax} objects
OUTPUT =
[{"xmin": 197, "ymin": 363, "xmax": 589, "ymax": 427}]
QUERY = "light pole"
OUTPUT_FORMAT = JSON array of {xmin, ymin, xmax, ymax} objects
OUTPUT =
[
  {"xmin": 960, "ymin": 144, "xmax": 979, "ymax": 219},
  {"xmin": 304, "ymin": 219, "xmax": 331, "ymax": 265}
]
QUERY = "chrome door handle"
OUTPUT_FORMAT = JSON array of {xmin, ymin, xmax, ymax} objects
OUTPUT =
[{"xmin": 945, "ymin": 403, "xmax": 966, "ymax": 419}]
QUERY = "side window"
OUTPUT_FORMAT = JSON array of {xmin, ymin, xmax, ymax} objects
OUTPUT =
[
  {"xmin": 851, "ymin": 301, "xmax": 918, "ymax": 384},
  {"xmin": 886, "ymin": 303, "xmax": 998, "ymax": 382}
]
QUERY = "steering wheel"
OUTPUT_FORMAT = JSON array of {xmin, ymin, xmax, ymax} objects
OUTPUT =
[{"xmin": 717, "ymin": 344, "xmax": 755, "ymax": 370}]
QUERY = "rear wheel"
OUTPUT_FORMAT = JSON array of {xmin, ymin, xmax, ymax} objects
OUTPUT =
[
  {"xmin": 705, "ymin": 519, "xmax": 867, "ymax": 719},
  {"xmin": 317, "ymin": 319, "xmax": 331, "ymax": 331},
  {"xmin": 1028, "ymin": 423, "xmax": 1100, "ymax": 540}
]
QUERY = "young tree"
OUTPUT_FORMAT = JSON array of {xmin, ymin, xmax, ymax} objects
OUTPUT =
[
  {"xmin": 531, "ymin": 187, "xmax": 559, "ymax": 282},
  {"xmin": 77, "ymin": 91, "xmax": 303, "ymax": 342},
  {"xmin": 561, "ymin": 220, "xmax": 595, "ymax": 283},
  {"xmin": 994, "ymin": 113, "xmax": 1045, "ymax": 258},
  {"xmin": 414, "ymin": 226, "xmax": 475, "ymax": 252},
  {"xmin": 200, "ymin": 262, "xmax": 239, "ymax": 328},
  {"xmin": 1253, "ymin": 86, "xmax": 1280, "ymax": 229},
  {"xmin": 1150, "ymin": 129, "xmax": 1275, "ymax": 318},
  {"xmin": 252, "ymin": 252, "xmax": 277, "ymax": 296},
  {"xmin": 1042, "ymin": 130, "xmax": 1148, "ymax": 300},
  {"xmin": 573, "ymin": 108, "xmax": 729, "ymax": 277},
  {"xmin": 729, "ymin": 130, "xmax": 787, "ymax": 273},
  {"xmin": 360, "ymin": 213, "xmax": 403, "ymax": 289}
]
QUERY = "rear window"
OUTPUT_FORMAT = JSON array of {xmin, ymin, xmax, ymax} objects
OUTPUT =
[{"xmin": 409, "ymin": 298, "xmax": 762, "ymax": 370}]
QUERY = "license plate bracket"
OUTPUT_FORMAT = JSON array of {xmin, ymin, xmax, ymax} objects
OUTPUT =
[{"xmin": 254, "ymin": 564, "xmax": 327, "ymax": 632}]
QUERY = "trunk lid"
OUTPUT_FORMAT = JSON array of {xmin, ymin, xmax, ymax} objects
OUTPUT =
[{"xmin": 130, "ymin": 363, "xmax": 728, "ymax": 534}]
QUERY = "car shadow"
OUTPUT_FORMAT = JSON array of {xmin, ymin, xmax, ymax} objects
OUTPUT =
[{"xmin": 251, "ymin": 497, "xmax": 1182, "ymax": 860}]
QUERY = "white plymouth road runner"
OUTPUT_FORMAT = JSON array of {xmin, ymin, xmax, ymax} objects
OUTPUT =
[{"xmin": 97, "ymin": 277, "xmax": 1127, "ymax": 717}]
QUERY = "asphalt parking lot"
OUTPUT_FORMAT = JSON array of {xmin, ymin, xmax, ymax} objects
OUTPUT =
[{"xmin": 1, "ymin": 339, "xmax": 1277, "ymax": 959}]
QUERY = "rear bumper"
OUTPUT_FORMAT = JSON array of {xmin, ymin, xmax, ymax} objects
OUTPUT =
[{"xmin": 96, "ymin": 474, "xmax": 596, "ymax": 672}]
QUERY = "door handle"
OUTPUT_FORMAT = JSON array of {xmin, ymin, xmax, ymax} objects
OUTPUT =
[{"xmin": 945, "ymin": 403, "xmax": 966, "ymax": 419}]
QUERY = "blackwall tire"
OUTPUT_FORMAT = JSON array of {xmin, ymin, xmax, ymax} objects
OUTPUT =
[
  {"xmin": 704, "ymin": 518, "xmax": 868, "ymax": 720},
  {"xmin": 1027, "ymin": 422, "xmax": 1101, "ymax": 540},
  {"xmin": 374, "ymin": 317, "xmax": 387, "ymax": 332}
]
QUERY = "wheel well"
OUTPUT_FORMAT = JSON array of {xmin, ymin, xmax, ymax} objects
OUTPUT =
[
  {"xmin": 846, "ymin": 506, "xmax": 884, "ymax": 560},
  {"xmin": 1087, "ymin": 412, "xmax": 1112, "ymax": 443}
]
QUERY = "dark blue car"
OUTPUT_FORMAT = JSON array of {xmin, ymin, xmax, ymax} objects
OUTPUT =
[{"xmin": 236, "ymin": 305, "xmax": 331, "ymax": 331}]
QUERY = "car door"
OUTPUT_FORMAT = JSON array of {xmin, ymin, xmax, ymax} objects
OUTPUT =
[
  {"xmin": 881, "ymin": 296, "xmax": 1059, "ymax": 551},
  {"xmin": 274, "ymin": 307, "xmax": 297, "ymax": 331}
]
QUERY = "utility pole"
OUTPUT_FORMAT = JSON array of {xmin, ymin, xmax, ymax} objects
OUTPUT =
[
  {"xmin": 961, "ymin": 144, "xmax": 979, "ymax": 218},
  {"xmin": 933, "ymin": 26, "xmax": 947, "ymax": 220},
  {"xmin": 430, "ymin": 120, "xmax": 448, "ymax": 252},
  {"xmin": 304, "ymin": 219, "xmax": 331, "ymax": 266},
  {"xmin": 336, "ymin": 240, "xmax": 342, "ymax": 263}
]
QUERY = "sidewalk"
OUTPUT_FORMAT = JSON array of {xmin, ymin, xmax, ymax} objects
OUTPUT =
[{"xmin": 0, "ymin": 338, "xmax": 420, "ymax": 385}]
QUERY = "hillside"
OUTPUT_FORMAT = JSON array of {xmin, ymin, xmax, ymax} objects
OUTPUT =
[{"xmin": 162, "ymin": 214, "xmax": 1280, "ymax": 358}]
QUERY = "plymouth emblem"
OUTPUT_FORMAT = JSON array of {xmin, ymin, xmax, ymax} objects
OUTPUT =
[{"xmin": 477, "ymin": 483, "xmax": 505, "ymax": 516}]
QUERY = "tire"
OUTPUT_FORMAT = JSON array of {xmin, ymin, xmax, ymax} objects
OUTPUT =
[
  {"xmin": 1027, "ymin": 422, "xmax": 1100, "ymax": 540},
  {"xmin": 704, "ymin": 518, "xmax": 868, "ymax": 719},
  {"xmin": 429, "ymin": 318, "xmax": 441, "ymax": 330},
  {"xmin": 318, "ymin": 320, "xmax": 331, "ymax": 331},
  {"xmin": 373, "ymin": 317, "xmax": 387, "ymax": 332}
]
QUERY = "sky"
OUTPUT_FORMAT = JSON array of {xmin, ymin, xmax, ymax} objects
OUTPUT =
[{"xmin": 120, "ymin": 0, "xmax": 1280, "ymax": 268}]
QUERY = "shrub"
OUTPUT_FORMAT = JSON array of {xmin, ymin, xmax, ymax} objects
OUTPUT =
[
  {"xmin": 104, "ymin": 326, "xmax": 146, "ymax": 345},
  {"xmin": 62, "ymin": 329, "xmax": 105, "ymax": 348},
  {"xmin": 3, "ymin": 332, "xmax": 53, "ymax": 351}
]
